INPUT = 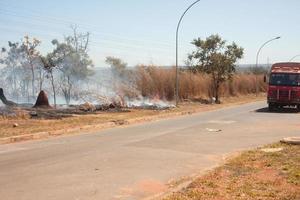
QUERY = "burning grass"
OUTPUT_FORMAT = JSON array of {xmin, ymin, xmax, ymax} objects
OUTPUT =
[
  {"xmin": 163, "ymin": 143, "xmax": 300, "ymax": 200},
  {"xmin": 0, "ymin": 94, "xmax": 264, "ymax": 140},
  {"xmin": 0, "ymin": 66, "xmax": 265, "ymax": 141}
]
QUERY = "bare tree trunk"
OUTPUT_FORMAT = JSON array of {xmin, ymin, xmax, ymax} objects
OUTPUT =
[
  {"xmin": 50, "ymin": 72, "xmax": 56, "ymax": 108},
  {"xmin": 63, "ymin": 89, "xmax": 71, "ymax": 105},
  {"xmin": 38, "ymin": 68, "xmax": 44, "ymax": 91},
  {"xmin": 215, "ymin": 82, "xmax": 220, "ymax": 103},
  {"xmin": 215, "ymin": 74, "xmax": 221, "ymax": 104},
  {"xmin": 0, "ymin": 88, "xmax": 17, "ymax": 106},
  {"xmin": 62, "ymin": 75, "xmax": 72, "ymax": 105},
  {"xmin": 67, "ymin": 76, "xmax": 72, "ymax": 105},
  {"xmin": 30, "ymin": 61, "xmax": 35, "ymax": 99},
  {"xmin": 26, "ymin": 80, "xmax": 30, "ymax": 103}
]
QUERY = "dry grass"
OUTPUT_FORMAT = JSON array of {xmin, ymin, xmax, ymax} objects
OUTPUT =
[
  {"xmin": 0, "ymin": 94, "xmax": 264, "ymax": 139},
  {"xmin": 134, "ymin": 66, "xmax": 266, "ymax": 101},
  {"xmin": 164, "ymin": 143, "xmax": 300, "ymax": 200},
  {"xmin": 0, "ymin": 107, "xmax": 30, "ymax": 120}
]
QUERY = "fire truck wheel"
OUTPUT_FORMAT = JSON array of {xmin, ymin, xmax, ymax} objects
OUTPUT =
[
  {"xmin": 268, "ymin": 104, "xmax": 275, "ymax": 112},
  {"xmin": 297, "ymin": 105, "xmax": 300, "ymax": 112}
]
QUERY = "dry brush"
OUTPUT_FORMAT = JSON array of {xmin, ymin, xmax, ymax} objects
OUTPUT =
[{"xmin": 133, "ymin": 66, "xmax": 266, "ymax": 101}]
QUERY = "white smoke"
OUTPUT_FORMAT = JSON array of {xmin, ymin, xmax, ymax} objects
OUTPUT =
[
  {"xmin": 0, "ymin": 66, "xmax": 175, "ymax": 109},
  {"xmin": 125, "ymin": 96, "xmax": 175, "ymax": 109}
]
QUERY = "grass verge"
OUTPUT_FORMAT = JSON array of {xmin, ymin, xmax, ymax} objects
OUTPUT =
[
  {"xmin": 0, "ymin": 94, "xmax": 264, "ymax": 140},
  {"xmin": 163, "ymin": 143, "xmax": 300, "ymax": 200}
]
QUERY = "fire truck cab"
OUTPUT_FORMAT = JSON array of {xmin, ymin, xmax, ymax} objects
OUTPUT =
[{"xmin": 267, "ymin": 62, "xmax": 300, "ymax": 111}]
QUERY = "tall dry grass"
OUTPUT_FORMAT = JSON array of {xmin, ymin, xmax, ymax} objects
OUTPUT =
[{"xmin": 133, "ymin": 65, "xmax": 266, "ymax": 101}]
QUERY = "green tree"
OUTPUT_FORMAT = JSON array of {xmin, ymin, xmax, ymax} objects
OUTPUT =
[
  {"xmin": 188, "ymin": 34, "xmax": 244, "ymax": 103},
  {"xmin": 105, "ymin": 56, "xmax": 127, "ymax": 77},
  {"xmin": 105, "ymin": 56, "xmax": 128, "ymax": 92},
  {"xmin": 0, "ymin": 41, "xmax": 31, "ymax": 100},
  {"xmin": 49, "ymin": 27, "xmax": 94, "ymax": 105},
  {"xmin": 21, "ymin": 36, "xmax": 41, "ymax": 98},
  {"xmin": 0, "ymin": 42, "xmax": 24, "ymax": 96},
  {"xmin": 1, "ymin": 37, "xmax": 42, "ymax": 102}
]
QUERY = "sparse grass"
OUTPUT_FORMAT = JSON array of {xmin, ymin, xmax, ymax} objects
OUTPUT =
[
  {"xmin": 164, "ymin": 143, "xmax": 300, "ymax": 200},
  {"xmin": 0, "ymin": 94, "xmax": 264, "ymax": 139}
]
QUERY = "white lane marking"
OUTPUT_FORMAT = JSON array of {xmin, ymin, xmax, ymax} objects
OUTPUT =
[{"xmin": 207, "ymin": 120, "xmax": 236, "ymax": 124}]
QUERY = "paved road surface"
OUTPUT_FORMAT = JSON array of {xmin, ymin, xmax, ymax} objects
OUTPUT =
[{"xmin": 0, "ymin": 101, "xmax": 299, "ymax": 200}]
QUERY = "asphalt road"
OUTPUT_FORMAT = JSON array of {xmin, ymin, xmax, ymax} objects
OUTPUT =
[{"xmin": 0, "ymin": 101, "xmax": 299, "ymax": 200}]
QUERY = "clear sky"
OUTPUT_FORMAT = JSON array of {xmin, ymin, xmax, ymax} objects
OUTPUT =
[{"xmin": 0, "ymin": 0, "xmax": 299, "ymax": 67}]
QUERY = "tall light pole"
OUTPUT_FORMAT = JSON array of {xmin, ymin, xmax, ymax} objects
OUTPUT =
[
  {"xmin": 289, "ymin": 54, "xmax": 300, "ymax": 62},
  {"xmin": 175, "ymin": 0, "xmax": 201, "ymax": 106},
  {"xmin": 255, "ymin": 36, "xmax": 281, "ymax": 96}
]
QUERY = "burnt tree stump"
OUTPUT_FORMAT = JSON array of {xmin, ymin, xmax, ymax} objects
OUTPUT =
[
  {"xmin": 0, "ymin": 88, "xmax": 17, "ymax": 106},
  {"xmin": 33, "ymin": 90, "xmax": 52, "ymax": 108}
]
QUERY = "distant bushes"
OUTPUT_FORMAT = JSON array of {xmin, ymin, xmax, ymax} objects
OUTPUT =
[{"xmin": 133, "ymin": 65, "xmax": 266, "ymax": 101}]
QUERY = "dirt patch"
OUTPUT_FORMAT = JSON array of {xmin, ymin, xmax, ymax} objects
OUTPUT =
[
  {"xmin": 163, "ymin": 143, "xmax": 300, "ymax": 200},
  {"xmin": 118, "ymin": 179, "xmax": 167, "ymax": 199}
]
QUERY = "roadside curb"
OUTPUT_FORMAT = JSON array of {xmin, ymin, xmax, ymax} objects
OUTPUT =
[
  {"xmin": 0, "ymin": 132, "xmax": 49, "ymax": 144},
  {"xmin": 0, "ymin": 122, "xmax": 116, "ymax": 145},
  {"xmin": 0, "ymin": 110, "xmax": 194, "ymax": 145}
]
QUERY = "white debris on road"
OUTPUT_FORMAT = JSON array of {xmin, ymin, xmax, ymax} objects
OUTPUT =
[{"xmin": 206, "ymin": 128, "xmax": 222, "ymax": 132}]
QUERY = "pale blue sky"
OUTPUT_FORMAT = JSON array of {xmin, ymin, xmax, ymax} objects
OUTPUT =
[{"xmin": 0, "ymin": 0, "xmax": 299, "ymax": 67}]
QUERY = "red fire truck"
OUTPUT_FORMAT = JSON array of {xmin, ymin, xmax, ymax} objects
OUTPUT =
[{"xmin": 267, "ymin": 62, "xmax": 300, "ymax": 111}]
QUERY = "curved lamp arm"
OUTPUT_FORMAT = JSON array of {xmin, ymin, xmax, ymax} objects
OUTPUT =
[
  {"xmin": 289, "ymin": 54, "xmax": 300, "ymax": 62},
  {"xmin": 255, "ymin": 36, "xmax": 281, "ymax": 96},
  {"xmin": 255, "ymin": 36, "xmax": 281, "ymax": 69}
]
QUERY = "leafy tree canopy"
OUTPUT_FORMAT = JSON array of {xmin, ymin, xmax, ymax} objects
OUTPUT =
[{"xmin": 188, "ymin": 34, "xmax": 244, "ymax": 102}]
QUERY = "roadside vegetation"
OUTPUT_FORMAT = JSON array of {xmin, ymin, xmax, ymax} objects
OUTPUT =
[
  {"xmin": 0, "ymin": 30, "xmax": 268, "ymax": 140},
  {"xmin": 0, "ymin": 26, "xmax": 93, "ymax": 106},
  {"xmin": 187, "ymin": 34, "xmax": 244, "ymax": 103},
  {"xmin": 134, "ymin": 66, "xmax": 266, "ymax": 101},
  {"xmin": 164, "ymin": 143, "xmax": 300, "ymax": 200},
  {"xmin": 0, "ymin": 94, "xmax": 264, "ymax": 140},
  {"xmin": 0, "ymin": 30, "xmax": 267, "ymax": 106}
]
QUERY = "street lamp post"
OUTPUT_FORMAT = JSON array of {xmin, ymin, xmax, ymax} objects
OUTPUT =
[
  {"xmin": 289, "ymin": 54, "xmax": 300, "ymax": 62},
  {"xmin": 175, "ymin": 0, "xmax": 201, "ymax": 106},
  {"xmin": 255, "ymin": 36, "xmax": 281, "ymax": 96}
]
